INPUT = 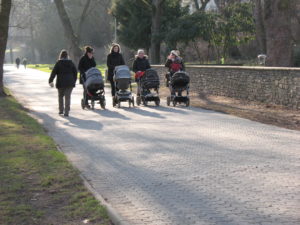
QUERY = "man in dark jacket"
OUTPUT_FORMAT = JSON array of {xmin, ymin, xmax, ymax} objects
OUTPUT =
[
  {"xmin": 106, "ymin": 43, "xmax": 125, "ymax": 97},
  {"xmin": 49, "ymin": 50, "xmax": 77, "ymax": 117},
  {"xmin": 78, "ymin": 46, "xmax": 96, "ymax": 107}
]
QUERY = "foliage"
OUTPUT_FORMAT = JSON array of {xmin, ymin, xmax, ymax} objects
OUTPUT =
[
  {"xmin": 210, "ymin": 2, "xmax": 256, "ymax": 61},
  {"xmin": 111, "ymin": 0, "xmax": 186, "ymax": 52},
  {"xmin": 111, "ymin": 0, "xmax": 152, "ymax": 51}
]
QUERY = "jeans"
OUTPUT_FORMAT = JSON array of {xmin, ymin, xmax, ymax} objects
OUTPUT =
[{"xmin": 58, "ymin": 87, "xmax": 73, "ymax": 114}]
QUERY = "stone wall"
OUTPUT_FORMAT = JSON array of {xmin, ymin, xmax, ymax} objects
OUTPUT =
[{"xmin": 152, "ymin": 65, "xmax": 300, "ymax": 109}]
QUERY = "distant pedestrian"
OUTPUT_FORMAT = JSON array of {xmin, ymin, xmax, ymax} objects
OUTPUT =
[
  {"xmin": 49, "ymin": 50, "xmax": 77, "ymax": 117},
  {"xmin": 22, "ymin": 58, "xmax": 27, "ymax": 69},
  {"xmin": 78, "ymin": 46, "xmax": 96, "ymax": 108},
  {"xmin": 15, "ymin": 57, "xmax": 20, "ymax": 69},
  {"xmin": 106, "ymin": 43, "xmax": 125, "ymax": 97}
]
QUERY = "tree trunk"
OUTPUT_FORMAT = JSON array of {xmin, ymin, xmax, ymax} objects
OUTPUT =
[
  {"xmin": 77, "ymin": 0, "xmax": 92, "ymax": 43},
  {"xmin": 150, "ymin": 0, "xmax": 164, "ymax": 64},
  {"xmin": 254, "ymin": 0, "xmax": 267, "ymax": 54},
  {"xmin": 54, "ymin": 0, "xmax": 82, "ymax": 64},
  {"xmin": 0, "ymin": 0, "xmax": 12, "ymax": 96},
  {"xmin": 264, "ymin": 0, "xmax": 293, "ymax": 67}
]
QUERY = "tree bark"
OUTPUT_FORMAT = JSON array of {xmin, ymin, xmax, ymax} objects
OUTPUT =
[
  {"xmin": 0, "ymin": 0, "xmax": 12, "ymax": 96},
  {"xmin": 264, "ymin": 0, "xmax": 293, "ymax": 67},
  {"xmin": 254, "ymin": 0, "xmax": 267, "ymax": 54},
  {"xmin": 77, "ymin": 0, "xmax": 92, "ymax": 43},
  {"xmin": 54, "ymin": 0, "xmax": 82, "ymax": 64},
  {"xmin": 150, "ymin": 0, "xmax": 164, "ymax": 64}
]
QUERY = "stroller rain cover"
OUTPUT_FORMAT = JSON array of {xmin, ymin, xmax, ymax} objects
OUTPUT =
[{"xmin": 84, "ymin": 67, "xmax": 104, "ymax": 89}]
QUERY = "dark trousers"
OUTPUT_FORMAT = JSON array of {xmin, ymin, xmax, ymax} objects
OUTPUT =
[
  {"xmin": 108, "ymin": 76, "xmax": 117, "ymax": 97},
  {"xmin": 58, "ymin": 87, "xmax": 73, "ymax": 114},
  {"xmin": 82, "ymin": 84, "xmax": 88, "ymax": 105}
]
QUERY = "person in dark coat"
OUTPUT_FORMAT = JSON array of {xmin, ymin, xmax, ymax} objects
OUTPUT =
[
  {"xmin": 106, "ymin": 43, "xmax": 125, "ymax": 97},
  {"xmin": 15, "ymin": 57, "xmax": 20, "ymax": 69},
  {"xmin": 49, "ymin": 50, "xmax": 77, "ymax": 117},
  {"xmin": 132, "ymin": 49, "xmax": 150, "ymax": 96},
  {"xmin": 165, "ymin": 50, "xmax": 185, "ymax": 96},
  {"xmin": 78, "ymin": 46, "xmax": 96, "ymax": 107}
]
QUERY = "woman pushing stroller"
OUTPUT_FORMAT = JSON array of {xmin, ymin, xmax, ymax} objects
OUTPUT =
[
  {"xmin": 132, "ymin": 49, "xmax": 151, "ymax": 96},
  {"xmin": 78, "ymin": 46, "xmax": 96, "ymax": 108},
  {"xmin": 165, "ymin": 50, "xmax": 185, "ymax": 96},
  {"xmin": 133, "ymin": 49, "xmax": 160, "ymax": 106}
]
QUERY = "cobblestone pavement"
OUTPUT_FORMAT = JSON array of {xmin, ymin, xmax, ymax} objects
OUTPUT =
[{"xmin": 4, "ymin": 66, "xmax": 300, "ymax": 225}]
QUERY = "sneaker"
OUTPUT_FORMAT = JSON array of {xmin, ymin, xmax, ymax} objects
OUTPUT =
[
  {"xmin": 59, "ymin": 111, "xmax": 63, "ymax": 115},
  {"xmin": 64, "ymin": 113, "xmax": 69, "ymax": 117},
  {"xmin": 85, "ymin": 104, "xmax": 91, "ymax": 109}
]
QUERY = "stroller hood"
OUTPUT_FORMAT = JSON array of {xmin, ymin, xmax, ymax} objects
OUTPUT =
[
  {"xmin": 114, "ymin": 65, "xmax": 131, "ymax": 80},
  {"xmin": 141, "ymin": 69, "xmax": 160, "ymax": 88},
  {"xmin": 84, "ymin": 67, "xmax": 104, "ymax": 89},
  {"xmin": 171, "ymin": 71, "xmax": 190, "ymax": 88}
]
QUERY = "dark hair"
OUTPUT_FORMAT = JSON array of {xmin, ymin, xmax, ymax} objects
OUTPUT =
[
  {"xmin": 85, "ymin": 46, "xmax": 93, "ymax": 54},
  {"xmin": 59, "ymin": 49, "xmax": 68, "ymax": 59},
  {"xmin": 110, "ymin": 43, "xmax": 121, "ymax": 53}
]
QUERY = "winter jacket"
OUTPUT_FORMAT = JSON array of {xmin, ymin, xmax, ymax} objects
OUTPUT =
[
  {"xmin": 78, "ymin": 54, "xmax": 96, "ymax": 84},
  {"xmin": 132, "ymin": 56, "xmax": 151, "ymax": 73},
  {"xmin": 106, "ymin": 52, "xmax": 125, "ymax": 79},
  {"xmin": 49, "ymin": 59, "xmax": 77, "ymax": 88},
  {"xmin": 165, "ymin": 57, "xmax": 185, "ymax": 73}
]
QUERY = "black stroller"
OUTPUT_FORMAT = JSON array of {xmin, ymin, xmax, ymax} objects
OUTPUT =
[
  {"xmin": 166, "ymin": 71, "xmax": 190, "ymax": 107},
  {"xmin": 113, "ymin": 65, "xmax": 134, "ymax": 108},
  {"xmin": 81, "ymin": 67, "xmax": 106, "ymax": 110},
  {"xmin": 136, "ymin": 69, "xmax": 160, "ymax": 106}
]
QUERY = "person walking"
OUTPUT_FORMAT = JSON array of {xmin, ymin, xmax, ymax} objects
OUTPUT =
[
  {"xmin": 165, "ymin": 50, "xmax": 185, "ymax": 96},
  {"xmin": 15, "ymin": 57, "xmax": 20, "ymax": 69},
  {"xmin": 22, "ymin": 58, "xmax": 27, "ymax": 69},
  {"xmin": 49, "ymin": 50, "xmax": 77, "ymax": 117},
  {"xmin": 78, "ymin": 46, "xmax": 96, "ymax": 108},
  {"xmin": 106, "ymin": 43, "xmax": 125, "ymax": 98},
  {"xmin": 132, "ymin": 49, "xmax": 150, "ymax": 96}
]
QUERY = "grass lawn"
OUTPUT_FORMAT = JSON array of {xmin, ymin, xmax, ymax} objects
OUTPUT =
[
  {"xmin": 27, "ymin": 64, "xmax": 107, "ymax": 76},
  {"xmin": 0, "ymin": 92, "xmax": 112, "ymax": 225}
]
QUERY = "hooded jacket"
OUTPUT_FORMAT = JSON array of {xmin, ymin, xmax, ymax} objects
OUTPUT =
[
  {"xmin": 132, "ymin": 56, "xmax": 151, "ymax": 73},
  {"xmin": 49, "ymin": 59, "xmax": 77, "ymax": 88}
]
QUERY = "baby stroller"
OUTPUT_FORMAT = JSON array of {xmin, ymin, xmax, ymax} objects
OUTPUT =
[
  {"xmin": 113, "ymin": 65, "xmax": 134, "ymax": 108},
  {"xmin": 136, "ymin": 69, "xmax": 160, "ymax": 106},
  {"xmin": 166, "ymin": 71, "xmax": 190, "ymax": 107},
  {"xmin": 81, "ymin": 67, "xmax": 106, "ymax": 110}
]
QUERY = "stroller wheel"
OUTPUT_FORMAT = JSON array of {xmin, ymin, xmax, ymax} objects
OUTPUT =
[
  {"xmin": 81, "ymin": 99, "xmax": 85, "ymax": 109},
  {"xmin": 132, "ymin": 97, "xmax": 135, "ymax": 107},
  {"xmin": 100, "ymin": 99, "xmax": 106, "ymax": 109},
  {"xmin": 167, "ymin": 96, "xmax": 171, "ymax": 106},
  {"xmin": 155, "ymin": 99, "xmax": 160, "ymax": 106},
  {"xmin": 118, "ymin": 101, "xmax": 121, "ymax": 108},
  {"xmin": 91, "ymin": 100, "xmax": 95, "ymax": 110},
  {"xmin": 173, "ymin": 100, "xmax": 177, "ymax": 107},
  {"xmin": 186, "ymin": 98, "xmax": 190, "ymax": 107},
  {"xmin": 112, "ymin": 97, "xmax": 116, "ymax": 107},
  {"xmin": 143, "ymin": 100, "xmax": 148, "ymax": 106},
  {"xmin": 136, "ymin": 96, "xmax": 141, "ymax": 106}
]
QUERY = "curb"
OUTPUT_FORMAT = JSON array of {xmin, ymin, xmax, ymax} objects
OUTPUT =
[
  {"xmin": 54, "ymin": 144, "xmax": 131, "ymax": 225},
  {"xmin": 81, "ymin": 176, "xmax": 131, "ymax": 225}
]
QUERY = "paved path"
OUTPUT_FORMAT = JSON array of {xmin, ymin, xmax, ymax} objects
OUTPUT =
[{"xmin": 4, "ymin": 65, "xmax": 300, "ymax": 225}]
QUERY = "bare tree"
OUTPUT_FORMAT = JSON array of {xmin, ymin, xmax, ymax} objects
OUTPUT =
[
  {"xmin": 53, "ymin": 0, "xmax": 82, "ymax": 63},
  {"xmin": 0, "ymin": 0, "xmax": 12, "ymax": 96},
  {"xmin": 264, "ymin": 0, "xmax": 293, "ymax": 66},
  {"xmin": 254, "ymin": 0, "xmax": 266, "ymax": 54},
  {"xmin": 150, "ymin": 0, "xmax": 165, "ymax": 64}
]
